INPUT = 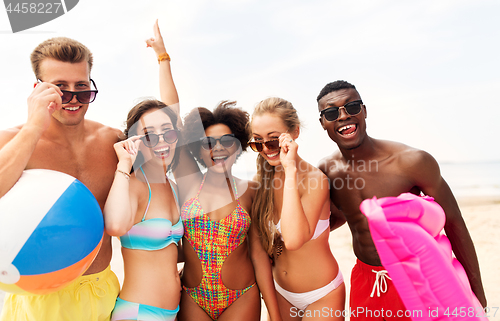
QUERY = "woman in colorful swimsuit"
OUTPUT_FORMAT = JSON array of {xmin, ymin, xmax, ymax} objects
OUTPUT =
[
  {"xmin": 176, "ymin": 103, "xmax": 277, "ymax": 320},
  {"xmin": 103, "ymin": 22, "xmax": 183, "ymax": 321},
  {"xmin": 250, "ymin": 97, "xmax": 345, "ymax": 320}
]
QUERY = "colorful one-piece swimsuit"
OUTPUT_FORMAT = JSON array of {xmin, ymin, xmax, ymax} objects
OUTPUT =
[{"xmin": 180, "ymin": 175, "xmax": 255, "ymax": 320}]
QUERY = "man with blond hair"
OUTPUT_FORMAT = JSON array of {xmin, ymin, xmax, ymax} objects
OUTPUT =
[{"xmin": 0, "ymin": 37, "xmax": 121, "ymax": 320}]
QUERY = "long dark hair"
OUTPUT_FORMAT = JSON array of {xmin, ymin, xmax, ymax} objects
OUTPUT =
[{"xmin": 124, "ymin": 99, "xmax": 180, "ymax": 172}]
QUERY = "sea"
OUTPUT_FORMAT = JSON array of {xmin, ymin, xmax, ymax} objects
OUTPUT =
[{"xmin": 440, "ymin": 161, "xmax": 500, "ymax": 199}]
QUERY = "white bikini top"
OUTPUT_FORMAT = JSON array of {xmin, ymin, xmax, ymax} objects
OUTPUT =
[{"xmin": 275, "ymin": 218, "xmax": 330, "ymax": 241}]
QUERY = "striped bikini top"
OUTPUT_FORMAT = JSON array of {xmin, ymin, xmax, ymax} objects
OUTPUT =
[
  {"xmin": 120, "ymin": 167, "xmax": 184, "ymax": 251},
  {"xmin": 180, "ymin": 174, "xmax": 251, "ymax": 260}
]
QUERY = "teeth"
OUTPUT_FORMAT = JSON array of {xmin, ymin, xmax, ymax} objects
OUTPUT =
[
  {"xmin": 213, "ymin": 156, "xmax": 227, "ymax": 160},
  {"xmin": 267, "ymin": 152, "xmax": 279, "ymax": 158},
  {"xmin": 338, "ymin": 124, "xmax": 355, "ymax": 132},
  {"xmin": 154, "ymin": 147, "xmax": 170, "ymax": 153},
  {"xmin": 63, "ymin": 106, "xmax": 80, "ymax": 111}
]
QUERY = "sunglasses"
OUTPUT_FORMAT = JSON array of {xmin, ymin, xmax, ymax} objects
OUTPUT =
[
  {"xmin": 320, "ymin": 100, "xmax": 363, "ymax": 121},
  {"xmin": 200, "ymin": 134, "xmax": 237, "ymax": 151},
  {"xmin": 140, "ymin": 129, "xmax": 179, "ymax": 148},
  {"xmin": 248, "ymin": 139, "xmax": 280, "ymax": 152},
  {"xmin": 37, "ymin": 79, "xmax": 98, "ymax": 104}
]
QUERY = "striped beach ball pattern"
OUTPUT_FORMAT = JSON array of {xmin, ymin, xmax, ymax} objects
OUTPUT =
[{"xmin": 0, "ymin": 169, "xmax": 103, "ymax": 295}]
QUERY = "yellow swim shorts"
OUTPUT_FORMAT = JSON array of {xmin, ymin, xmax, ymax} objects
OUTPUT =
[{"xmin": 0, "ymin": 266, "xmax": 119, "ymax": 321}]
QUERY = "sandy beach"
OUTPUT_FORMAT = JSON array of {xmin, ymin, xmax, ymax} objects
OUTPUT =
[{"xmin": 1, "ymin": 195, "xmax": 499, "ymax": 319}]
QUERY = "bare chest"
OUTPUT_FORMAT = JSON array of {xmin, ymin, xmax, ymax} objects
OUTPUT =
[
  {"xmin": 328, "ymin": 163, "xmax": 419, "ymax": 215},
  {"xmin": 26, "ymin": 140, "xmax": 117, "ymax": 208}
]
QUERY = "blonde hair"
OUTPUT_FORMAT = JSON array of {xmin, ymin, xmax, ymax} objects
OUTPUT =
[
  {"xmin": 30, "ymin": 37, "xmax": 93, "ymax": 79},
  {"xmin": 251, "ymin": 97, "xmax": 301, "ymax": 255}
]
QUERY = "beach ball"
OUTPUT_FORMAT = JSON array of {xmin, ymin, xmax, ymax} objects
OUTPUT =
[{"xmin": 0, "ymin": 169, "xmax": 104, "ymax": 295}]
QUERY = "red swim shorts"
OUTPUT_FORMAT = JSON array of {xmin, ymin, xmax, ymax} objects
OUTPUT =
[{"xmin": 349, "ymin": 259, "xmax": 412, "ymax": 320}]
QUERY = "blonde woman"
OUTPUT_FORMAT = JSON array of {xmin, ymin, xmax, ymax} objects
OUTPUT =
[{"xmin": 250, "ymin": 97, "xmax": 345, "ymax": 320}]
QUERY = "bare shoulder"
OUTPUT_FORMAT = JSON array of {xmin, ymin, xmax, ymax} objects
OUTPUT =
[
  {"xmin": 380, "ymin": 140, "xmax": 441, "ymax": 182},
  {"xmin": 395, "ymin": 144, "xmax": 439, "ymax": 171},
  {"xmin": 234, "ymin": 177, "xmax": 257, "ymax": 212},
  {"xmin": 0, "ymin": 126, "xmax": 22, "ymax": 147},
  {"xmin": 306, "ymin": 162, "xmax": 328, "ymax": 180},
  {"xmin": 235, "ymin": 177, "xmax": 258, "ymax": 198},
  {"xmin": 301, "ymin": 161, "xmax": 329, "ymax": 194},
  {"xmin": 317, "ymin": 151, "xmax": 343, "ymax": 176},
  {"xmin": 85, "ymin": 120, "xmax": 123, "ymax": 144}
]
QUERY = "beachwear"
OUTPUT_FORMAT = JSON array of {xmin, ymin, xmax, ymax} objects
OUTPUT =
[
  {"xmin": 350, "ymin": 259, "xmax": 410, "ymax": 320},
  {"xmin": 274, "ymin": 269, "xmax": 344, "ymax": 311},
  {"xmin": 111, "ymin": 168, "xmax": 182, "ymax": 321},
  {"xmin": 111, "ymin": 297, "xmax": 179, "ymax": 321},
  {"xmin": 181, "ymin": 175, "xmax": 256, "ymax": 320},
  {"xmin": 275, "ymin": 217, "xmax": 330, "ymax": 241},
  {"xmin": 119, "ymin": 167, "xmax": 183, "ymax": 251},
  {"xmin": 0, "ymin": 266, "xmax": 119, "ymax": 321}
]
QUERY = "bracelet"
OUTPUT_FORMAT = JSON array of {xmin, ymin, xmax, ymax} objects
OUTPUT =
[
  {"xmin": 157, "ymin": 52, "xmax": 171, "ymax": 63},
  {"xmin": 115, "ymin": 169, "xmax": 131, "ymax": 181}
]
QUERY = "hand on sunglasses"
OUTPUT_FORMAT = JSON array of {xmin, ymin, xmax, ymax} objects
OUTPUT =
[
  {"xmin": 278, "ymin": 133, "xmax": 298, "ymax": 171},
  {"xmin": 36, "ymin": 79, "xmax": 98, "ymax": 105},
  {"xmin": 113, "ymin": 136, "xmax": 144, "ymax": 167},
  {"xmin": 28, "ymin": 81, "xmax": 64, "ymax": 132}
]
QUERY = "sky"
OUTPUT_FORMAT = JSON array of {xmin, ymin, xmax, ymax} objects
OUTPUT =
[{"xmin": 1, "ymin": 0, "xmax": 499, "ymax": 178}]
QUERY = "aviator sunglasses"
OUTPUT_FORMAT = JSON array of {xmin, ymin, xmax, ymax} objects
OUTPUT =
[
  {"xmin": 320, "ymin": 100, "xmax": 364, "ymax": 121},
  {"xmin": 37, "ymin": 79, "xmax": 98, "ymax": 104},
  {"xmin": 200, "ymin": 134, "xmax": 237, "ymax": 151},
  {"xmin": 140, "ymin": 129, "xmax": 179, "ymax": 148},
  {"xmin": 248, "ymin": 139, "xmax": 280, "ymax": 153}
]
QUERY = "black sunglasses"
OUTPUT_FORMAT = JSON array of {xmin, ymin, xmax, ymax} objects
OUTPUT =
[
  {"xmin": 140, "ymin": 130, "xmax": 179, "ymax": 148},
  {"xmin": 248, "ymin": 139, "xmax": 280, "ymax": 153},
  {"xmin": 200, "ymin": 134, "xmax": 237, "ymax": 151},
  {"xmin": 37, "ymin": 79, "xmax": 98, "ymax": 104},
  {"xmin": 320, "ymin": 100, "xmax": 363, "ymax": 121}
]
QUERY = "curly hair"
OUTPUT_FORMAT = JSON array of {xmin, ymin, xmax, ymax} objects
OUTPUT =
[
  {"xmin": 182, "ymin": 100, "xmax": 250, "ymax": 168},
  {"xmin": 316, "ymin": 80, "xmax": 357, "ymax": 102},
  {"xmin": 124, "ymin": 99, "xmax": 180, "ymax": 172}
]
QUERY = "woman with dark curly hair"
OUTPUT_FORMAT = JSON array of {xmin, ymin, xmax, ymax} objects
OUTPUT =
[
  {"xmin": 153, "ymin": 36, "xmax": 281, "ymax": 321},
  {"xmin": 175, "ymin": 102, "xmax": 267, "ymax": 321}
]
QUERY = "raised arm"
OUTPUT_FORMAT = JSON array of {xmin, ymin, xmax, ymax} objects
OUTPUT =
[
  {"xmin": 146, "ymin": 19, "xmax": 179, "ymax": 118},
  {"xmin": 103, "ymin": 137, "xmax": 141, "ymax": 236},
  {"xmin": 146, "ymin": 20, "xmax": 202, "ymax": 200},
  {"xmin": 409, "ymin": 150, "xmax": 486, "ymax": 307},
  {"xmin": 0, "ymin": 82, "xmax": 62, "ymax": 198},
  {"xmin": 278, "ymin": 133, "xmax": 329, "ymax": 250}
]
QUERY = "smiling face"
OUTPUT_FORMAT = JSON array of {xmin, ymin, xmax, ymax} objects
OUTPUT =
[
  {"xmin": 251, "ymin": 112, "xmax": 297, "ymax": 167},
  {"xmin": 201, "ymin": 123, "xmax": 240, "ymax": 174},
  {"xmin": 318, "ymin": 88, "xmax": 367, "ymax": 151},
  {"xmin": 38, "ymin": 58, "xmax": 91, "ymax": 126},
  {"xmin": 137, "ymin": 108, "xmax": 177, "ymax": 167}
]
